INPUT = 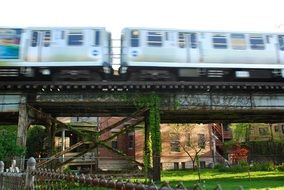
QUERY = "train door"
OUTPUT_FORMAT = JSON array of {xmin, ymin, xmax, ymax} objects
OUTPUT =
[
  {"xmin": 185, "ymin": 33, "xmax": 200, "ymax": 63},
  {"xmin": 278, "ymin": 35, "xmax": 284, "ymax": 64},
  {"xmin": 26, "ymin": 30, "xmax": 51, "ymax": 62}
]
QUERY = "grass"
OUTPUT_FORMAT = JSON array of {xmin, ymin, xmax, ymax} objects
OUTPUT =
[{"xmin": 161, "ymin": 169, "xmax": 284, "ymax": 190}]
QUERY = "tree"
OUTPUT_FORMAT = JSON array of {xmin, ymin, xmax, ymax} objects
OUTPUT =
[
  {"xmin": 26, "ymin": 125, "xmax": 48, "ymax": 158},
  {"xmin": 170, "ymin": 124, "xmax": 209, "ymax": 170},
  {"xmin": 230, "ymin": 143, "xmax": 249, "ymax": 164},
  {"xmin": 0, "ymin": 127, "xmax": 25, "ymax": 161},
  {"xmin": 230, "ymin": 123, "xmax": 251, "ymax": 143}
]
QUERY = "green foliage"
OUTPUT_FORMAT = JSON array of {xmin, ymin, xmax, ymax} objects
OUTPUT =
[
  {"xmin": 134, "ymin": 93, "xmax": 161, "ymax": 180},
  {"xmin": 161, "ymin": 169, "xmax": 284, "ymax": 190},
  {"xmin": 0, "ymin": 126, "xmax": 25, "ymax": 161},
  {"xmin": 216, "ymin": 161, "xmax": 276, "ymax": 173},
  {"xmin": 26, "ymin": 125, "xmax": 47, "ymax": 158},
  {"xmin": 276, "ymin": 163, "xmax": 284, "ymax": 171},
  {"xmin": 250, "ymin": 162, "xmax": 275, "ymax": 171},
  {"xmin": 217, "ymin": 161, "xmax": 249, "ymax": 173},
  {"xmin": 229, "ymin": 123, "xmax": 250, "ymax": 142}
]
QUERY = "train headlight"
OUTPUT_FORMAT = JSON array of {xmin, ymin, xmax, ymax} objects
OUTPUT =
[{"xmin": 41, "ymin": 69, "xmax": 51, "ymax": 75}]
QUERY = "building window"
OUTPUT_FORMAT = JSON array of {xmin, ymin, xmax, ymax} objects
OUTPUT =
[
  {"xmin": 259, "ymin": 127, "xmax": 269, "ymax": 136},
  {"xmin": 198, "ymin": 134, "xmax": 205, "ymax": 148},
  {"xmin": 131, "ymin": 30, "xmax": 139, "ymax": 47},
  {"xmin": 170, "ymin": 133, "xmax": 180, "ymax": 152},
  {"xmin": 174, "ymin": 162, "xmax": 179, "ymax": 170},
  {"xmin": 128, "ymin": 132, "xmax": 134, "ymax": 149},
  {"xmin": 231, "ymin": 33, "xmax": 246, "ymax": 50},
  {"xmin": 274, "ymin": 125, "xmax": 280, "ymax": 133},
  {"xmin": 181, "ymin": 162, "xmax": 186, "ymax": 169},
  {"xmin": 250, "ymin": 35, "xmax": 265, "ymax": 50},
  {"xmin": 147, "ymin": 31, "xmax": 163, "ymax": 47},
  {"xmin": 111, "ymin": 134, "xmax": 118, "ymax": 149},
  {"xmin": 67, "ymin": 32, "xmax": 83, "ymax": 46},
  {"xmin": 186, "ymin": 133, "xmax": 191, "ymax": 146},
  {"xmin": 212, "ymin": 34, "xmax": 227, "ymax": 49},
  {"xmin": 200, "ymin": 161, "xmax": 206, "ymax": 169}
]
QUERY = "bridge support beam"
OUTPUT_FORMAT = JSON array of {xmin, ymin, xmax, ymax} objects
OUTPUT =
[
  {"xmin": 145, "ymin": 108, "xmax": 161, "ymax": 182},
  {"xmin": 17, "ymin": 96, "xmax": 32, "ymax": 169}
]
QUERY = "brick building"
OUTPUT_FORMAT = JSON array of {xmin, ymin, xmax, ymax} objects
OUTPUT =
[{"xmin": 55, "ymin": 117, "xmax": 228, "ymax": 171}]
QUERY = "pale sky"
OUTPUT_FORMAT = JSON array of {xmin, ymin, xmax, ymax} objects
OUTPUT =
[{"xmin": 1, "ymin": 0, "xmax": 284, "ymax": 38}]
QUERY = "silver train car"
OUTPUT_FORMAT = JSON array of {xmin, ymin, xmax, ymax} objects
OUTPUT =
[
  {"xmin": 120, "ymin": 27, "xmax": 284, "ymax": 81},
  {"xmin": 0, "ymin": 27, "xmax": 112, "ymax": 80}
]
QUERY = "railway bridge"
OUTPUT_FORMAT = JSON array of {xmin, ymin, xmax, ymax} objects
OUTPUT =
[{"xmin": 1, "ymin": 80, "xmax": 284, "ymax": 181}]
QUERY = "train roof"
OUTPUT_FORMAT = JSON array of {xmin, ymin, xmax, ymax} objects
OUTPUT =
[
  {"xmin": 26, "ymin": 27, "xmax": 107, "ymax": 30},
  {"xmin": 0, "ymin": 27, "xmax": 107, "ymax": 31},
  {"xmin": 122, "ymin": 27, "xmax": 284, "ymax": 35}
]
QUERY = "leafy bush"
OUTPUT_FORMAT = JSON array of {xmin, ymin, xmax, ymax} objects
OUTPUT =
[
  {"xmin": 250, "ymin": 162, "xmax": 275, "ymax": 171},
  {"xmin": 277, "ymin": 163, "xmax": 284, "ymax": 171},
  {"xmin": 216, "ymin": 161, "xmax": 250, "ymax": 173}
]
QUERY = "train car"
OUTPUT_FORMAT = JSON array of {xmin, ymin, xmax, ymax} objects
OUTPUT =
[
  {"xmin": 0, "ymin": 27, "xmax": 113, "ymax": 80},
  {"xmin": 120, "ymin": 27, "xmax": 284, "ymax": 81}
]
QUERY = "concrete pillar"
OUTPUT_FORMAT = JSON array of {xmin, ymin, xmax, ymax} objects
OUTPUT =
[
  {"xmin": 17, "ymin": 97, "xmax": 30, "ymax": 147},
  {"xmin": 17, "ymin": 96, "xmax": 31, "ymax": 170}
]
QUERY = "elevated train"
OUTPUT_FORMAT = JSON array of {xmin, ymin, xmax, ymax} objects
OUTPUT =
[
  {"xmin": 120, "ymin": 27, "xmax": 284, "ymax": 81},
  {"xmin": 0, "ymin": 27, "xmax": 112, "ymax": 80},
  {"xmin": 1, "ymin": 27, "xmax": 284, "ymax": 81}
]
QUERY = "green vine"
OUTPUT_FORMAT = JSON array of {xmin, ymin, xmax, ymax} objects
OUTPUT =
[{"xmin": 134, "ymin": 93, "xmax": 161, "ymax": 180}]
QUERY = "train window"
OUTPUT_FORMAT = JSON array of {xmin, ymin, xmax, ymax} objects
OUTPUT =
[
  {"xmin": 130, "ymin": 30, "xmax": 139, "ymax": 47},
  {"xmin": 278, "ymin": 35, "xmax": 284, "ymax": 51},
  {"xmin": 95, "ymin": 31, "xmax": 100, "ymax": 46},
  {"xmin": 67, "ymin": 32, "xmax": 83, "ymax": 46},
  {"xmin": 178, "ymin": 32, "xmax": 186, "ymax": 48},
  {"xmin": 178, "ymin": 32, "xmax": 197, "ymax": 48},
  {"xmin": 231, "ymin": 34, "xmax": 246, "ymax": 50},
  {"xmin": 165, "ymin": 32, "xmax": 168, "ymax": 41},
  {"xmin": 190, "ymin": 33, "xmax": 197, "ymax": 48},
  {"xmin": 31, "ymin": 31, "xmax": 38, "ymax": 47},
  {"xmin": 43, "ymin": 31, "xmax": 51, "ymax": 47},
  {"xmin": 249, "ymin": 35, "xmax": 265, "ymax": 50},
  {"xmin": 61, "ymin": 31, "xmax": 65, "ymax": 39},
  {"xmin": 147, "ymin": 31, "xmax": 163, "ymax": 47},
  {"xmin": 212, "ymin": 34, "xmax": 227, "ymax": 49}
]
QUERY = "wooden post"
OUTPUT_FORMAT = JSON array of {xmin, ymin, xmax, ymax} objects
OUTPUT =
[
  {"xmin": 17, "ymin": 96, "xmax": 31, "ymax": 170},
  {"xmin": 25, "ymin": 157, "xmax": 36, "ymax": 190}
]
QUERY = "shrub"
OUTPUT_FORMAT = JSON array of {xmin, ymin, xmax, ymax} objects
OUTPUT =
[
  {"xmin": 277, "ymin": 163, "xmax": 284, "ymax": 171},
  {"xmin": 251, "ymin": 162, "xmax": 275, "ymax": 171},
  {"xmin": 216, "ymin": 161, "xmax": 249, "ymax": 173}
]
